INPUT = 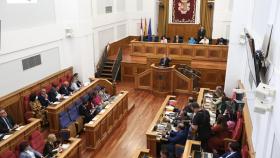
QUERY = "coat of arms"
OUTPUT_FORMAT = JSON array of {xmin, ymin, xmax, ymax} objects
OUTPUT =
[{"xmin": 177, "ymin": 0, "xmax": 190, "ymax": 14}]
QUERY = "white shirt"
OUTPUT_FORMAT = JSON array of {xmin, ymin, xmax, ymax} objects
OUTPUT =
[
  {"xmin": 161, "ymin": 39, "xmax": 168, "ymax": 43},
  {"xmin": 26, "ymin": 150, "xmax": 36, "ymax": 158},
  {"xmin": 199, "ymin": 38, "xmax": 209, "ymax": 45}
]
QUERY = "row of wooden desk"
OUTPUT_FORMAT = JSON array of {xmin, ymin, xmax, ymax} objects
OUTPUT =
[
  {"xmin": 85, "ymin": 91, "xmax": 128, "ymax": 150},
  {"xmin": 47, "ymin": 78, "xmax": 114, "ymax": 133},
  {"xmin": 0, "ymin": 118, "xmax": 82, "ymax": 158}
]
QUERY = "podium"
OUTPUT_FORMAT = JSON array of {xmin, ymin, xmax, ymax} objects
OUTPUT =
[{"xmin": 135, "ymin": 64, "xmax": 193, "ymax": 95}]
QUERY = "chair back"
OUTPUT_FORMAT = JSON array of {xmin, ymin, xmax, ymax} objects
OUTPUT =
[
  {"xmin": 241, "ymin": 144, "xmax": 249, "ymax": 158},
  {"xmin": 29, "ymin": 130, "xmax": 45, "ymax": 153},
  {"xmin": 232, "ymin": 118, "xmax": 243, "ymax": 140},
  {"xmin": 59, "ymin": 112, "xmax": 72, "ymax": 128},
  {"xmin": 68, "ymin": 104, "xmax": 80, "ymax": 121},
  {"xmin": 0, "ymin": 150, "xmax": 16, "ymax": 158}
]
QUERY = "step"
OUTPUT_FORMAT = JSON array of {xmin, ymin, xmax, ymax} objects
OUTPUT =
[
  {"xmin": 101, "ymin": 73, "xmax": 113, "ymax": 77},
  {"xmin": 103, "ymin": 65, "xmax": 113, "ymax": 69},
  {"xmin": 104, "ymin": 61, "xmax": 114, "ymax": 65},
  {"xmin": 102, "ymin": 69, "xmax": 112, "ymax": 73}
]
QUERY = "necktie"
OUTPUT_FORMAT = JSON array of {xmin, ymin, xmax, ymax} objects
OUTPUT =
[{"xmin": 3, "ymin": 117, "xmax": 12, "ymax": 130}]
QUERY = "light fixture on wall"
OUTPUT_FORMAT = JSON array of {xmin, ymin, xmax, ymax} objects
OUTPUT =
[
  {"xmin": 254, "ymin": 83, "xmax": 275, "ymax": 114},
  {"xmin": 65, "ymin": 28, "xmax": 73, "ymax": 38}
]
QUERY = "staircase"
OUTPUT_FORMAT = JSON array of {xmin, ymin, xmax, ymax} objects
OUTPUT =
[{"xmin": 99, "ymin": 60, "xmax": 114, "ymax": 81}]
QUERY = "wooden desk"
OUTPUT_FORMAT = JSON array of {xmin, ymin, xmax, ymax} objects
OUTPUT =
[
  {"xmin": 146, "ymin": 95, "xmax": 176, "ymax": 157},
  {"xmin": 135, "ymin": 64, "xmax": 193, "ymax": 95},
  {"xmin": 0, "ymin": 118, "xmax": 41, "ymax": 154},
  {"xmin": 56, "ymin": 138, "xmax": 82, "ymax": 158},
  {"xmin": 197, "ymin": 88, "xmax": 210, "ymax": 106},
  {"xmin": 182, "ymin": 140, "xmax": 201, "ymax": 158},
  {"xmin": 47, "ymin": 79, "xmax": 114, "ymax": 133},
  {"xmin": 132, "ymin": 149, "xmax": 151, "ymax": 158},
  {"xmin": 85, "ymin": 91, "xmax": 128, "ymax": 150}
]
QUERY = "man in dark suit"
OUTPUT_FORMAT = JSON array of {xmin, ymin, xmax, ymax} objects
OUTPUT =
[
  {"xmin": 59, "ymin": 81, "xmax": 72, "ymax": 96},
  {"xmin": 173, "ymin": 35, "xmax": 183, "ymax": 43},
  {"xmin": 219, "ymin": 142, "xmax": 241, "ymax": 158},
  {"xmin": 166, "ymin": 123, "xmax": 187, "ymax": 157},
  {"xmin": 0, "ymin": 108, "xmax": 19, "ymax": 133},
  {"xmin": 159, "ymin": 54, "xmax": 171, "ymax": 67},
  {"xmin": 197, "ymin": 26, "xmax": 206, "ymax": 41},
  {"xmin": 48, "ymin": 84, "xmax": 63, "ymax": 103},
  {"xmin": 38, "ymin": 88, "xmax": 51, "ymax": 107},
  {"xmin": 79, "ymin": 101, "xmax": 96, "ymax": 123}
]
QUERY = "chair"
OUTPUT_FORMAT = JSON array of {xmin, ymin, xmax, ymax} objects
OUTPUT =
[
  {"xmin": 241, "ymin": 144, "xmax": 249, "ymax": 158},
  {"xmin": 0, "ymin": 150, "xmax": 16, "ymax": 158},
  {"xmin": 59, "ymin": 111, "xmax": 77, "ymax": 138},
  {"xmin": 224, "ymin": 118, "xmax": 244, "ymax": 149},
  {"xmin": 68, "ymin": 104, "xmax": 84, "ymax": 133},
  {"xmin": 29, "ymin": 130, "xmax": 45, "ymax": 153},
  {"xmin": 22, "ymin": 95, "xmax": 35, "ymax": 121}
]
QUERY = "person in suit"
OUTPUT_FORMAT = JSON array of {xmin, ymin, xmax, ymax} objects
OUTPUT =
[
  {"xmin": 173, "ymin": 35, "xmax": 183, "ymax": 43},
  {"xmin": 0, "ymin": 108, "xmax": 19, "ymax": 133},
  {"xmin": 197, "ymin": 26, "xmax": 206, "ymax": 41},
  {"xmin": 216, "ymin": 37, "xmax": 226, "ymax": 45},
  {"xmin": 59, "ymin": 81, "xmax": 72, "ymax": 96},
  {"xmin": 29, "ymin": 93, "xmax": 48, "ymax": 127},
  {"xmin": 159, "ymin": 54, "xmax": 171, "ymax": 67},
  {"xmin": 166, "ymin": 123, "xmax": 187, "ymax": 158},
  {"xmin": 188, "ymin": 37, "xmax": 197, "ymax": 44},
  {"xmin": 48, "ymin": 84, "xmax": 63, "ymax": 103},
  {"xmin": 19, "ymin": 141, "xmax": 44, "ymax": 158},
  {"xmin": 219, "ymin": 142, "xmax": 241, "ymax": 158},
  {"xmin": 79, "ymin": 100, "xmax": 96, "ymax": 123},
  {"xmin": 179, "ymin": 96, "xmax": 194, "ymax": 120},
  {"xmin": 38, "ymin": 89, "xmax": 51, "ymax": 107},
  {"xmin": 43, "ymin": 134, "xmax": 60, "ymax": 158},
  {"xmin": 160, "ymin": 36, "xmax": 168, "ymax": 43}
]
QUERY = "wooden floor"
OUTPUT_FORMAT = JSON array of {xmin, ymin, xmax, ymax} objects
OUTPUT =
[{"xmin": 80, "ymin": 81, "xmax": 189, "ymax": 158}]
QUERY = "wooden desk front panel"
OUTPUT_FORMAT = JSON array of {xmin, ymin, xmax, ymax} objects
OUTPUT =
[
  {"xmin": 152, "ymin": 70, "xmax": 172, "ymax": 94},
  {"xmin": 121, "ymin": 62, "xmax": 148, "ymax": 82},
  {"xmin": 167, "ymin": 24, "xmax": 200, "ymax": 41},
  {"xmin": 198, "ymin": 69, "xmax": 226, "ymax": 89},
  {"xmin": 56, "ymin": 138, "xmax": 82, "ymax": 158},
  {"xmin": 85, "ymin": 92, "xmax": 128, "ymax": 150}
]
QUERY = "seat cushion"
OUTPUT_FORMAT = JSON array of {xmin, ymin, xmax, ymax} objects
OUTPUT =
[
  {"xmin": 242, "ymin": 144, "xmax": 249, "ymax": 158},
  {"xmin": 0, "ymin": 150, "xmax": 16, "ymax": 158},
  {"xmin": 232, "ymin": 118, "xmax": 243, "ymax": 140},
  {"xmin": 59, "ymin": 112, "xmax": 72, "ymax": 128},
  {"xmin": 29, "ymin": 130, "xmax": 45, "ymax": 153}
]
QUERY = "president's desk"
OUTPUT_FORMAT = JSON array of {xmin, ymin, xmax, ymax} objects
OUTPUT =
[
  {"xmin": 85, "ymin": 91, "xmax": 128, "ymax": 151},
  {"xmin": 47, "ymin": 79, "xmax": 114, "ymax": 133},
  {"xmin": 135, "ymin": 64, "xmax": 193, "ymax": 95},
  {"xmin": 0, "ymin": 118, "xmax": 41, "ymax": 154}
]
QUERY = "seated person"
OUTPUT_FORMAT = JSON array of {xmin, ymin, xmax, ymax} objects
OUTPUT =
[
  {"xmin": 159, "ymin": 53, "xmax": 171, "ymax": 67},
  {"xmin": 216, "ymin": 37, "xmax": 226, "ymax": 45},
  {"xmin": 208, "ymin": 115, "xmax": 231, "ymax": 151},
  {"xmin": 48, "ymin": 84, "xmax": 63, "ymax": 103},
  {"xmin": 79, "ymin": 100, "xmax": 96, "ymax": 123},
  {"xmin": 217, "ymin": 142, "xmax": 241, "ymax": 158},
  {"xmin": 98, "ymin": 87, "xmax": 111, "ymax": 102},
  {"xmin": 199, "ymin": 36, "xmax": 209, "ymax": 45},
  {"xmin": 166, "ymin": 123, "xmax": 187, "ymax": 157},
  {"xmin": 173, "ymin": 35, "xmax": 183, "ymax": 43},
  {"xmin": 0, "ymin": 108, "xmax": 19, "ymax": 133},
  {"xmin": 59, "ymin": 81, "xmax": 72, "ymax": 96},
  {"xmin": 197, "ymin": 26, "xmax": 206, "ymax": 41},
  {"xmin": 38, "ymin": 88, "xmax": 51, "ymax": 107},
  {"xmin": 29, "ymin": 93, "xmax": 48, "ymax": 127},
  {"xmin": 19, "ymin": 141, "xmax": 44, "ymax": 158},
  {"xmin": 188, "ymin": 37, "xmax": 197, "ymax": 44},
  {"xmin": 70, "ymin": 73, "xmax": 82, "ymax": 92},
  {"xmin": 160, "ymin": 36, "xmax": 168, "ymax": 43},
  {"xmin": 179, "ymin": 97, "xmax": 194, "ymax": 120},
  {"xmin": 43, "ymin": 134, "xmax": 60, "ymax": 158},
  {"xmin": 90, "ymin": 92, "xmax": 104, "ymax": 111}
]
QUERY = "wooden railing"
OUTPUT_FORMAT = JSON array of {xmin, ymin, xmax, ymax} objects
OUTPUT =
[
  {"xmin": 111, "ymin": 48, "xmax": 123, "ymax": 82},
  {"xmin": 95, "ymin": 46, "xmax": 109, "ymax": 78},
  {"xmin": 130, "ymin": 40, "xmax": 228, "ymax": 62}
]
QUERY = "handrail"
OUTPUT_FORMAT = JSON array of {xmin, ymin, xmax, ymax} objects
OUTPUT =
[
  {"xmin": 96, "ymin": 45, "xmax": 109, "ymax": 77},
  {"xmin": 112, "ymin": 48, "xmax": 123, "ymax": 82}
]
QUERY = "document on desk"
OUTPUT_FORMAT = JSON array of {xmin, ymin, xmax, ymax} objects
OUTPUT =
[
  {"xmin": 99, "ymin": 109, "xmax": 105, "ymax": 114},
  {"xmin": 15, "ymin": 126, "xmax": 25, "ymax": 131},
  {"xmin": 52, "ymin": 101, "xmax": 60, "ymax": 105},
  {"xmin": 63, "ymin": 96, "xmax": 70, "ymax": 99},
  {"xmin": 61, "ymin": 144, "xmax": 70, "ymax": 150},
  {"xmin": 92, "ymin": 116, "xmax": 100, "ymax": 121},
  {"xmin": 3, "ymin": 134, "xmax": 11, "ymax": 140},
  {"xmin": 105, "ymin": 105, "xmax": 111, "ymax": 109},
  {"xmin": 204, "ymin": 93, "xmax": 213, "ymax": 98}
]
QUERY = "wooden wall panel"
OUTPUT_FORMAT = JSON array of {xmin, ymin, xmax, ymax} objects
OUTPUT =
[{"xmin": 167, "ymin": 24, "xmax": 200, "ymax": 41}]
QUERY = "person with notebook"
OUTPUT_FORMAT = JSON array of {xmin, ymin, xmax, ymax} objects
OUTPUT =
[{"xmin": 0, "ymin": 108, "xmax": 19, "ymax": 133}]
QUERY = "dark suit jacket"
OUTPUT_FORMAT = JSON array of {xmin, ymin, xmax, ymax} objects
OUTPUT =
[
  {"xmin": 220, "ymin": 152, "xmax": 241, "ymax": 158},
  {"xmin": 159, "ymin": 58, "xmax": 171, "ymax": 67},
  {"xmin": 48, "ymin": 88, "xmax": 59, "ymax": 103},
  {"xmin": 0, "ymin": 116, "xmax": 15, "ymax": 133},
  {"xmin": 38, "ymin": 94, "xmax": 50, "ymax": 107},
  {"xmin": 43, "ymin": 142, "xmax": 57, "ymax": 158},
  {"xmin": 79, "ymin": 105, "xmax": 94, "ymax": 123},
  {"xmin": 59, "ymin": 85, "xmax": 71, "ymax": 96},
  {"xmin": 168, "ymin": 130, "xmax": 187, "ymax": 145},
  {"xmin": 197, "ymin": 29, "xmax": 206, "ymax": 40}
]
